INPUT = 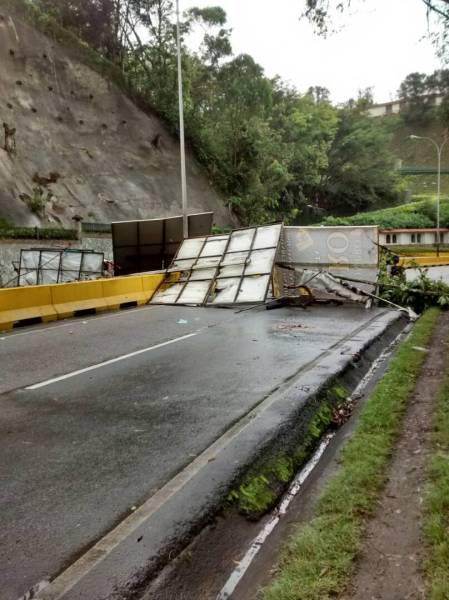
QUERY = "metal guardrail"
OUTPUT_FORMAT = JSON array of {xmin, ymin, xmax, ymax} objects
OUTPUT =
[
  {"xmin": 397, "ymin": 166, "xmax": 449, "ymax": 175},
  {"xmin": 81, "ymin": 222, "xmax": 112, "ymax": 234}
]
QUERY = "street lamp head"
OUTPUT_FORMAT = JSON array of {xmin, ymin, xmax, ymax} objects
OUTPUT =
[{"xmin": 409, "ymin": 135, "xmax": 420, "ymax": 140}]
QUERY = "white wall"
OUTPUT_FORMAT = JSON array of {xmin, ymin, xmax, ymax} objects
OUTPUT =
[{"xmin": 380, "ymin": 231, "xmax": 448, "ymax": 246}]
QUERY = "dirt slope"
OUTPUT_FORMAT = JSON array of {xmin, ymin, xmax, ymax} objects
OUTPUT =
[{"xmin": 0, "ymin": 9, "xmax": 233, "ymax": 228}]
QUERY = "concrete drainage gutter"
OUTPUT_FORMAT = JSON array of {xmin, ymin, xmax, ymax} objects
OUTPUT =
[{"xmin": 35, "ymin": 309, "xmax": 406, "ymax": 600}]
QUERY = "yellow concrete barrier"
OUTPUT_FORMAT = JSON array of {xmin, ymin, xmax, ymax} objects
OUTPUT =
[
  {"xmin": 0, "ymin": 285, "xmax": 57, "ymax": 331},
  {"xmin": 51, "ymin": 280, "xmax": 109, "ymax": 318},
  {"xmin": 0, "ymin": 273, "xmax": 166, "ymax": 331},
  {"xmin": 400, "ymin": 256, "xmax": 449, "ymax": 268},
  {"xmin": 142, "ymin": 273, "xmax": 166, "ymax": 295},
  {"xmin": 101, "ymin": 274, "xmax": 164, "ymax": 309}
]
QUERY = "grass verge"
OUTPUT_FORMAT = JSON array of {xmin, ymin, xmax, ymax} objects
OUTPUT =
[
  {"xmin": 264, "ymin": 308, "xmax": 440, "ymax": 600},
  {"xmin": 423, "ymin": 336, "xmax": 449, "ymax": 600}
]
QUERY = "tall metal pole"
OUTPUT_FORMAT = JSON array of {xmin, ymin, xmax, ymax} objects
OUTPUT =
[
  {"xmin": 437, "ymin": 145, "xmax": 441, "ymax": 257},
  {"xmin": 410, "ymin": 135, "xmax": 448, "ymax": 257},
  {"xmin": 176, "ymin": 0, "xmax": 188, "ymax": 239}
]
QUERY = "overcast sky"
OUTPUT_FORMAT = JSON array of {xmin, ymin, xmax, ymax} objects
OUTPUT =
[{"xmin": 184, "ymin": 0, "xmax": 442, "ymax": 104}]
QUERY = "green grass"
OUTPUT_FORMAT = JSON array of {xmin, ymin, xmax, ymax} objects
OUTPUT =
[
  {"xmin": 264, "ymin": 308, "xmax": 441, "ymax": 600},
  {"xmin": 423, "ymin": 338, "xmax": 449, "ymax": 600}
]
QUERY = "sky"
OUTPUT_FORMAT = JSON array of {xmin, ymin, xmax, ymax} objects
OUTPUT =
[{"xmin": 183, "ymin": 0, "xmax": 442, "ymax": 104}]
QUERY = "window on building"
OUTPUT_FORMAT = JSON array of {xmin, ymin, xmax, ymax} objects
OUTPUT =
[
  {"xmin": 411, "ymin": 234, "xmax": 416, "ymax": 243},
  {"xmin": 392, "ymin": 234, "xmax": 397, "ymax": 244},
  {"xmin": 386, "ymin": 234, "xmax": 391, "ymax": 244},
  {"xmin": 417, "ymin": 234, "xmax": 421, "ymax": 244}
]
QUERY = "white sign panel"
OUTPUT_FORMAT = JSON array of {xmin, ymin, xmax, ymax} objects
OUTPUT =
[{"xmin": 283, "ymin": 226, "xmax": 378, "ymax": 267}]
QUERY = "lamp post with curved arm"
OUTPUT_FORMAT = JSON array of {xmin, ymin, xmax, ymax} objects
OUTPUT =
[{"xmin": 409, "ymin": 134, "xmax": 448, "ymax": 256}]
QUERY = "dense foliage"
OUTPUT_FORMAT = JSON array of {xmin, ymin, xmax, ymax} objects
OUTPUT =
[
  {"xmin": 26, "ymin": 0, "xmax": 401, "ymax": 225},
  {"xmin": 397, "ymin": 69, "xmax": 449, "ymax": 124},
  {"xmin": 0, "ymin": 225, "xmax": 77, "ymax": 240},
  {"xmin": 322, "ymin": 196, "xmax": 449, "ymax": 228},
  {"xmin": 378, "ymin": 259, "xmax": 449, "ymax": 312}
]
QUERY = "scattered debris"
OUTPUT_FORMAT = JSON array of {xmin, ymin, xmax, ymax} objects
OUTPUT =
[
  {"xmin": 271, "ymin": 322, "xmax": 304, "ymax": 333},
  {"xmin": 412, "ymin": 346, "xmax": 429, "ymax": 353}
]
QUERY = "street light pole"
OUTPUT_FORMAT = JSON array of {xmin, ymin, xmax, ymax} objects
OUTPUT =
[
  {"xmin": 176, "ymin": 0, "xmax": 188, "ymax": 239},
  {"xmin": 409, "ymin": 134, "xmax": 448, "ymax": 256}
]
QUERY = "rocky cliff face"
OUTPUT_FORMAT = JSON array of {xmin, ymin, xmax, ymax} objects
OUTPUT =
[{"xmin": 0, "ymin": 9, "xmax": 233, "ymax": 228}]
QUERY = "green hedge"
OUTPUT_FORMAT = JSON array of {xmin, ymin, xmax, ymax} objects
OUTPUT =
[
  {"xmin": 321, "ymin": 197, "xmax": 449, "ymax": 229},
  {"xmin": 0, "ymin": 227, "xmax": 77, "ymax": 240}
]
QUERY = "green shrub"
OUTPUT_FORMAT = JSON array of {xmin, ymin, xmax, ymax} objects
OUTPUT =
[
  {"xmin": 321, "ymin": 197, "xmax": 449, "ymax": 229},
  {"xmin": 0, "ymin": 227, "xmax": 77, "ymax": 240}
]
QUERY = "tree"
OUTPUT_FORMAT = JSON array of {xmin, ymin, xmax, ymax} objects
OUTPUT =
[
  {"xmin": 33, "ymin": 0, "xmax": 402, "ymax": 225},
  {"xmin": 35, "ymin": 0, "xmax": 126, "ymax": 62},
  {"xmin": 303, "ymin": 1, "xmax": 449, "ymax": 39},
  {"xmin": 316, "ymin": 105, "xmax": 400, "ymax": 214}
]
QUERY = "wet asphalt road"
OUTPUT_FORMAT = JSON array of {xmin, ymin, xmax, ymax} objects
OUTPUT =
[{"xmin": 1, "ymin": 303, "xmax": 391, "ymax": 599}]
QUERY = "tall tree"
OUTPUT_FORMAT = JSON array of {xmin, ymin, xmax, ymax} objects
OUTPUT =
[{"xmin": 316, "ymin": 104, "xmax": 399, "ymax": 214}]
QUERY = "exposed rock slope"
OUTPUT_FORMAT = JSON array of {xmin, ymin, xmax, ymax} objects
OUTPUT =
[{"xmin": 0, "ymin": 9, "xmax": 233, "ymax": 227}]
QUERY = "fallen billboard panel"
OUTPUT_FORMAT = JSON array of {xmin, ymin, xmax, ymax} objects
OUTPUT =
[
  {"xmin": 112, "ymin": 213, "xmax": 213, "ymax": 275},
  {"xmin": 151, "ymin": 224, "xmax": 282, "ymax": 306},
  {"xmin": 276, "ymin": 226, "xmax": 379, "ymax": 297},
  {"xmin": 18, "ymin": 249, "xmax": 104, "ymax": 286}
]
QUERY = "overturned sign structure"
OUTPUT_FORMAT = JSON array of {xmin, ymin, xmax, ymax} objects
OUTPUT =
[
  {"xmin": 276, "ymin": 225, "xmax": 379, "ymax": 298},
  {"xmin": 151, "ymin": 224, "xmax": 282, "ymax": 305},
  {"xmin": 18, "ymin": 248, "xmax": 104, "ymax": 286},
  {"xmin": 150, "ymin": 224, "xmax": 379, "ymax": 307},
  {"xmin": 112, "ymin": 213, "xmax": 213, "ymax": 275}
]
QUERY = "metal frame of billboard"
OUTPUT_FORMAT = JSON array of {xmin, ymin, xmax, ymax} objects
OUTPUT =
[
  {"xmin": 18, "ymin": 248, "xmax": 104, "ymax": 286},
  {"xmin": 151, "ymin": 224, "xmax": 283, "ymax": 306},
  {"xmin": 111, "ymin": 212, "xmax": 213, "ymax": 275}
]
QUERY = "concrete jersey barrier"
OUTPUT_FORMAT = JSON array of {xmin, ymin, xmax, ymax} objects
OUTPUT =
[{"xmin": 0, "ymin": 273, "xmax": 165, "ymax": 331}]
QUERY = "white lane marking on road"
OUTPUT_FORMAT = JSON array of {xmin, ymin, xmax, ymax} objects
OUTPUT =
[
  {"xmin": 215, "ymin": 434, "xmax": 334, "ymax": 600},
  {"xmin": 26, "ymin": 332, "xmax": 199, "ymax": 390}
]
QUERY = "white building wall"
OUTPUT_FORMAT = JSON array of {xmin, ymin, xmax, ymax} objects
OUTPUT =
[
  {"xmin": 379, "ymin": 231, "xmax": 449, "ymax": 246},
  {"xmin": 367, "ymin": 105, "xmax": 388, "ymax": 117}
]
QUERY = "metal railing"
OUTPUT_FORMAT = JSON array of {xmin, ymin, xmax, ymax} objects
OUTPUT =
[{"xmin": 81, "ymin": 222, "xmax": 112, "ymax": 234}]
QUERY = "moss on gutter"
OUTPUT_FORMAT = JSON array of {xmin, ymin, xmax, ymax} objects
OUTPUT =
[{"xmin": 226, "ymin": 385, "xmax": 344, "ymax": 520}]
